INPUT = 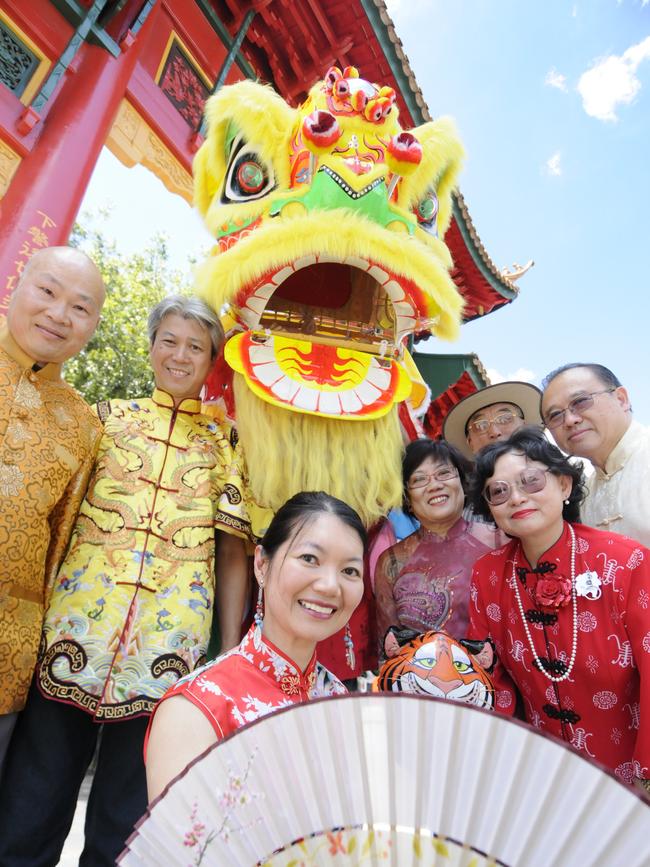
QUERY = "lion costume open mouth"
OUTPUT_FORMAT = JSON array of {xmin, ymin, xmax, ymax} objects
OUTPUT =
[
  {"xmin": 238, "ymin": 255, "xmax": 424, "ymax": 347},
  {"xmin": 193, "ymin": 66, "xmax": 465, "ymax": 527}
]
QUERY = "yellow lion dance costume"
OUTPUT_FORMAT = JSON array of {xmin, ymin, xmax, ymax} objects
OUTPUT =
[{"xmin": 194, "ymin": 66, "xmax": 464, "ymax": 529}]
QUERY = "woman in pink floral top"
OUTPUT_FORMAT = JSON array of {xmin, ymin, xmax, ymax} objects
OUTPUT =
[
  {"xmin": 145, "ymin": 492, "xmax": 366, "ymax": 801},
  {"xmin": 375, "ymin": 439, "xmax": 502, "ymax": 650}
]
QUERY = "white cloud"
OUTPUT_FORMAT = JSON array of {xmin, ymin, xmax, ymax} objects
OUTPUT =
[
  {"xmin": 545, "ymin": 68, "xmax": 568, "ymax": 92},
  {"xmin": 577, "ymin": 35, "xmax": 650, "ymax": 121},
  {"xmin": 545, "ymin": 151, "xmax": 562, "ymax": 176},
  {"xmin": 486, "ymin": 367, "xmax": 537, "ymax": 385}
]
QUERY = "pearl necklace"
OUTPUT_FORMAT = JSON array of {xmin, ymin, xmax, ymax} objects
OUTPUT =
[{"xmin": 511, "ymin": 523, "xmax": 579, "ymax": 683}]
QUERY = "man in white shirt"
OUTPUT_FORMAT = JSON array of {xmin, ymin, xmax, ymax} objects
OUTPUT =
[{"xmin": 541, "ymin": 362, "xmax": 650, "ymax": 547}]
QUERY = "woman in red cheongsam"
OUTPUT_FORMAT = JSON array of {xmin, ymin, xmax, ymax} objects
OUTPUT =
[
  {"xmin": 146, "ymin": 491, "xmax": 366, "ymax": 801},
  {"xmin": 467, "ymin": 428, "xmax": 650, "ymax": 793}
]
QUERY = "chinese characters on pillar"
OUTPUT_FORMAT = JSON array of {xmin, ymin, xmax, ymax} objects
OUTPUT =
[{"xmin": 0, "ymin": 209, "xmax": 56, "ymax": 311}]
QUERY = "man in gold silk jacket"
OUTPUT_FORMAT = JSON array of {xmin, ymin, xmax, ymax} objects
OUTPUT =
[
  {"xmin": 0, "ymin": 246, "xmax": 105, "ymax": 773},
  {"xmin": 0, "ymin": 295, "xmax": 252, "ymax": 866}
]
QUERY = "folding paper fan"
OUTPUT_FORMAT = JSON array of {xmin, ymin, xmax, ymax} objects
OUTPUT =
[{"xmin": 120, "ymin": 694, "xmax": 649, "ymax": 866}]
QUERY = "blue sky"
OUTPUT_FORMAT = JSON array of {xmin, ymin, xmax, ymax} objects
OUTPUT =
[
  {"xmin": 386, "ymin": 0, "xmax": 650, "ymax": 424},
  {"xmin": 81, "ymin": 0, "xmax": 650, "ymax": 423}
]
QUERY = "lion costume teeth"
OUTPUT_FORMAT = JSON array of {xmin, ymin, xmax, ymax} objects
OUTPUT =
[{"xmin": 193, "ymin": 67, "xmax": 465, "ymax": 528}]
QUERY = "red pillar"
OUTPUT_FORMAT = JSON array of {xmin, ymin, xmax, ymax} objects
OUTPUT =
[{"xmin": 0, "ymin": 2, "xmax": 160, "ymax": 311}]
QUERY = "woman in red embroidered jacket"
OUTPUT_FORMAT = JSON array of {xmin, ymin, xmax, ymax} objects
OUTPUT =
[
  {"xmin": 466, "ymin": 428, "xmax": 650, "ymax": 792},
  {"xmin": 146, "ymin": 491, "xmax": 366, "ymax": 801}
]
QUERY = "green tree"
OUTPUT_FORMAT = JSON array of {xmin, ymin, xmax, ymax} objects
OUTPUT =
[{"xmin": 65, "ymin": 219, "xmax": 192, "ymax": 403}]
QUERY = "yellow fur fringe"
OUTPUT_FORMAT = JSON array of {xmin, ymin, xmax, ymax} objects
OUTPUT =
[
  {"xmin": 397, "ymin": 116, "xmax": 465, "ymax": 235},
  {"xmin": 194, "ymin": 81, "xmax": 297, "ymax": 217},
  {"xmin": 234, "ymin": 375, "xmax": 404, "ymax": 527},
  {"xmin": 195, "ymin": 207, "xmax": 464, "ymax": 341}
]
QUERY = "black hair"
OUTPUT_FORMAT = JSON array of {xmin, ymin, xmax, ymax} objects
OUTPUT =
[
  {"xmin": 402, "ymin": 438, "xmax": 473, "ymax": 517},
  {"xmin": 259, "ymin": 491, "xmax": 367, "ymax": 558},
  {"xmin": 542, "ymin": 363, "xmax": 622, "ymax": 391},
  {"xmin": 468, "ymin": 427, "xmax": 586, "ymax": 523}
]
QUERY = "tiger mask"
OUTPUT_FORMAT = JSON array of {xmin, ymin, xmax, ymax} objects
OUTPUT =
[{"xmin": 376, "ymin": 627, "xmax": 495, "ymax": 711}]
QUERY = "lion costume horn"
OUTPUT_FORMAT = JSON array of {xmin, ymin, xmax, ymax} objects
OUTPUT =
[{"xmin": 193, "ymin": 67, "xmax": 465, "ymax": 528}]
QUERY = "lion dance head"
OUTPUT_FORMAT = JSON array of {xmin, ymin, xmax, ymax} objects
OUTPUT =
[{"xmin": 194, "ymin": 66, "xmax": 465, "ymax": 528}]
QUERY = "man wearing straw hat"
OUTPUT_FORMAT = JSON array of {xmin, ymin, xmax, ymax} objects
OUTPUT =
[{"xmin": 442, "ymin": 381, "xmax": 543, "ymax": 460}]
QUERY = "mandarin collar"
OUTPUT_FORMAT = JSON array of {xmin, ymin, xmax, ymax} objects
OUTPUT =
[
  {"xmin": 240, "ymin": 626, "xmax": 318, "ymax": 684},
  {"xmin": 0, "ymin": 323, "xmax": 62, "ymax": 382},
  {"xmin": 597, "ymin": 420, "xmax": 640, "ymax": 478},
  {"xmin": 417, "ymin": 516, "xmax": 468, "ymax": 543},
  {"xmin": 516, "ymin": 521, "xmax": 571, "ymax": 571},
  {"xmin": 152, "ymin": 387, "xmax": 202, "ymax": 414}
]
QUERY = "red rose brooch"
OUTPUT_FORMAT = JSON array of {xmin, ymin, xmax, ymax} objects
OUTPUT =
[
  {"xmin": 533, "ymin": 575, "xmax": 572, "ymax": 610},
  {"xmin": 516, "ymin": 561, "xmax": 572, "ymax": 611}
]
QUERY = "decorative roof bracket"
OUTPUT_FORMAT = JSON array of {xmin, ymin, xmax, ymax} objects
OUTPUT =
[{"xmin": 196, "ymin": 7, "xmax": 257, "ymax": 140}]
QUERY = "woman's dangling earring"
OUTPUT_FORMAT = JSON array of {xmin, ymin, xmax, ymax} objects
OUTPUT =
[
  {"xmin": 253, "ymin": 581, "xmax": 264, "ymax": 650},
  {"xmin": 564, "ymin": 499, "xmax": 570, "ymax": 506},
  {"xmin": 344, "ymin": 623, "xmax": 356, "ymax": 671}
]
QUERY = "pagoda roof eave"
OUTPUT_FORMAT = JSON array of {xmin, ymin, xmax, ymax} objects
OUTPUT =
[
  {"xmin": 357, "ymin": 0, "xmax": 520, "ymax": 319},
  {"xmin": 412, "ymin": 351, "xmax": 490, "ymax": 396},
  {"xmin": 452, "ymin": 191, "xmax": 519, "ymax": 311},
  {"xmin": 357, "ymin": 0, "xmax": 433, "ymax": 126},
  {"xmin": 421, "ymin": 367, "xmax": 486, "ymax": 439}
]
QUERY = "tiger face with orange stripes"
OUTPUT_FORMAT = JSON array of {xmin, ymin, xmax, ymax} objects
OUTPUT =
[{"xmin": 376, "ymin": 628, "xmax": 495, "ymax": 710}]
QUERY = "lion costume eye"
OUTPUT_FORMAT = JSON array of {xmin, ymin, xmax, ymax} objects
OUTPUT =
[
  {"xmin": 222, "ymin": 134, "xmax": 275, "ymax": 203},
  {"xmin": 414, "ymin": 189, "xmax": 439, "ymax": 237}
]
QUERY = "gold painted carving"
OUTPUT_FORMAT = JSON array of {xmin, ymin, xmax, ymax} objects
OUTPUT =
[
  {"xmin": 106, "ymin": 99, "xmax": 192, "ymax": 204},
  {"xmin": 0, "ymin": 139, "xmax": 21, "ymax": 198},
  {"xmin": 500, "ymin": 260, "xmax": 535, "ymax": 283}
]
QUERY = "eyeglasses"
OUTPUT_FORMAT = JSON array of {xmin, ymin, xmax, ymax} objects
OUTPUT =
[
  {"xmin": 483, "ymin": 468, "xmax": 550, "ymax": 506},
  {"xmin": 544, "ymin": 389, "xmax": 615, "ymax": 429},
  {"xmin": 408, "ymin": 466, "xmax": 459, "ymax": 490},
  {"xmin": 467, "ymin": 411, "xmax": 523, "ymax": 436}
]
